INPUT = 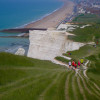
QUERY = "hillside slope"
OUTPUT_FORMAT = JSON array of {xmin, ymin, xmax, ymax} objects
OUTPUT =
[{"xmin": 0, "ymin": 52, "xmax": 100, "ymax": 100}]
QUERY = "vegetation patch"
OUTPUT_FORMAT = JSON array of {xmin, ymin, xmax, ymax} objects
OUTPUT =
[
  {"xmin": 63, "ymin": 45, "xmax": 99, "ymax": 62},
  {"xmin": 55, "ymin": 56, "xmax": 69, "ymax": 64},
  {"xmin": 0, "ymin": 52, "xmax": 69, "ymax": 100},
  {"xmin": 68, "ymin": 23, "xmax": 100, "ymax": 42},
  {"xmin": 72, "ymin": 14, "xmax": 100, "ymax": 24},
  {"xmin": 0, "ymin": 52, "xmax": 34, "ymax": 67}
]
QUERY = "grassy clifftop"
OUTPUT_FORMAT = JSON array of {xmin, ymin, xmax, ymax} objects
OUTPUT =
[
  {"xmin": 0, "ymin": 52, "xmax": 100, "ymax": 100},
  {"xmin": 69, "ymin": 14, "xmax": 100, "ymax": 42},
  {"xmin": 0, "ymin": 52, "xmax": 69, "ymax": 100},
  {"xmin": 72, "ymin": 14, "xmax": 100, "ymax": 24},
  {"xmin": 68, "ymin": 23, "xmax": 100, "ymax": 42},
  {"xmin": 0, "ymin": 52, "xmax": 64, "ymax": 68}
]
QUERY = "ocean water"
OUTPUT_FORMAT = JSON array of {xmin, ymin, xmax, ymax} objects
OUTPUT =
[{"xmin": 0, "ymin": 0, "xmax": 63, "ymax": 53}]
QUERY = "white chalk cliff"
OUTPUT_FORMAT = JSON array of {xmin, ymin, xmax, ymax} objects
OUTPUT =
[{"xmin": 27, "ymin": 29, "xmax": 84, "ymax": 61}]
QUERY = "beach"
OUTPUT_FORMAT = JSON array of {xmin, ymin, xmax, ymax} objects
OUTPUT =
[
  {"xmin": 0, "ymin": 0, "xmax": 75, "ymax": 54},
  {"xmin": 25, "ymin": 0, "xmax": 75, "ymax": 29}
]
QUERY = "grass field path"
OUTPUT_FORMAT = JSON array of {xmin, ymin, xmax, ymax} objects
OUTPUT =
[
  {"xmin": 55, "ymin": 57, "xmax": 100, "ymax": 100},
  {"xmin": 0, "ymin": 52, "xmax": 100, "ymax": 100},
  {"xmin": 0, "ymin": 65, "xmax": 100, "ymax": 100},
  {"xmin": 65, "ymin": 72, "xmax": 73, "ymax": 100},
  {"xmin": 72, "ymin": 76, "xmax": 78, "ymax": 100},
  {"xmin": 0, "ymin": 71, "xmax": 57, "ymax": 98},
  {"xmin": 77, "ymin": 76, "xmax": 87, "ymax": 100},
  {"xmin": 38, "ymin": 72, "xmax": 63, "ymax": 100}
]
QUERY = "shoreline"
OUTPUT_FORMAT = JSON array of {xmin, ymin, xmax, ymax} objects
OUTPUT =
[
  {"xmin": 0, "ymin": 0, "xmax": 75, "ymax": 35},
  {"xmin": 0, "ymin": 0, "xmax": 75, "ymax": 54},
  {"xmin": 0, "ymin": 0, "xmax": 75, "ymax": 36},
  {"xmin": 18, "ymin": 7, "xmax": 62, "ymax": 29},
  {"xmin": 24, "ymin": 0, "xmax": 75, "ymax": 29}
]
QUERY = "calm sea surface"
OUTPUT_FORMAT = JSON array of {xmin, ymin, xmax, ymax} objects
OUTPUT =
[{"xmin": 0, "ymin": 0, "xmax": 63, "ymax": 53}]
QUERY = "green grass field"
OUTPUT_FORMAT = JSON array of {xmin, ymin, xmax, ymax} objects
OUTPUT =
[
  {"xmin": 0, "ymin": 52, "xmax": 68, "ymax": 100},
  {"xmin": 69, "ymin": 14, "xmax": 100, "ymax": 43},
  {"xmin": 55, "ymin": 56, "xmax": 69, "ymax": 64},
  {"xmin": 62, "ymin": 44, "xmax": 100, "ymax": 98},
  {"xmin": 68, "ymin": 23, "xmax": 100, "ymax": 42},
  {"xmin": 72, "ymin": 14, "xmax": 100, "ymax": 24},
  {"xmin": 0, "ymin": 52, "xmax": 100, "ymax": 100},
  {"xmin": 63, "ymin": 44, "xmax": 100, "ymax": 61}
]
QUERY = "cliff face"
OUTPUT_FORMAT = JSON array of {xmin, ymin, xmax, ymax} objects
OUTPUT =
[{"xmin": 27, "ymin": 30, "xmax": 84, "ymax": 61}]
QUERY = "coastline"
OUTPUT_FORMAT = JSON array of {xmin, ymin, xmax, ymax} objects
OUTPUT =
[
  {"xmin": 24, "ymin": 0, "xmax": 75, "ymax": 29},
  {"xmin": 18, "ymin": 7, "xmax": 61, "ymax": 29},
  {"xmin": 0, "ymin": 0, "xmax": 75, "ymax": 54}
]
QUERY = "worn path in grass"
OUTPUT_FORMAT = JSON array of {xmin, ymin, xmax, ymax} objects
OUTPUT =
[
  {"xmin": 0, "ymin": 52, "xmax": 100, "ymax": 100},
  {"xmin": 55, "ymin": 50, "xmax": 100, "ymax": 100}
]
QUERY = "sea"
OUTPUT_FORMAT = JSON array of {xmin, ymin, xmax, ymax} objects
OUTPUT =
[{"xmin": 0, "ymin": 0, "xmax": 63, "ymax": 54}]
